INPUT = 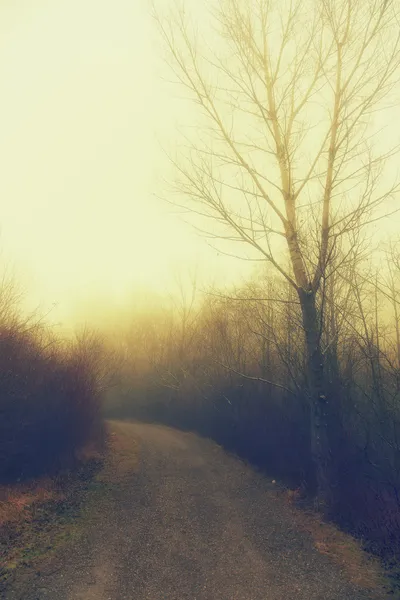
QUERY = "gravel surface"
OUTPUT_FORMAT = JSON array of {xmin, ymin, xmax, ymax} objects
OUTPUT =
[{"xmin": 6, "ymin": 422, "xmax": 379, "ymax": 599}]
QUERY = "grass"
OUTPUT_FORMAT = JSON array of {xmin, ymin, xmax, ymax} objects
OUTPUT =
[
  {"xmin": 0, "ymin": 457, "xmax": 102, "ymax": 591},
  {"xmin": 0, "ymin": 421, "xmax": 140, "ymax": 597},
  {"xmin": 274, "ymin": 486, "xmax": 393, "ymax": 599}
]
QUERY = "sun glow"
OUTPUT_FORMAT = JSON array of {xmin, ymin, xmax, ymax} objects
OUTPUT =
[
  {"xmin": 1, "ymin": 0, "xmax": 399, "ymax": 331},
  {"xmin": 0, "ymin": 0, "xmax": 248, "ymax": 328}
]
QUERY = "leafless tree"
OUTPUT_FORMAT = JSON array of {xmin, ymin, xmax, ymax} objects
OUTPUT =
[
  {"xmin": 154, "ymin": 0, "xmax": 400, "ymax": 504},
  {"xmin": 384, "ymin": 240, "xmax": 400, "ymax": 372}
]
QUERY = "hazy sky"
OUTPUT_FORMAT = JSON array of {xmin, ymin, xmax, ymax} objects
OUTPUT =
[
  {"xmin": 1, "ymin": 0, "xmax": 399, "ymax": 330},
  {"xmin": 0, "ymin": 0, "xmax": 247, "ymax": 328}
]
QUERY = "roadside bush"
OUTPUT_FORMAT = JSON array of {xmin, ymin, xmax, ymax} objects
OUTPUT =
[{"xmin": 0, "ymin": 317, "xmax": 106, "ymax": 483}]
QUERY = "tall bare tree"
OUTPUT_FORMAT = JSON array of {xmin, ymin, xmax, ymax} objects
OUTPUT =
[{"xmin": 154, "ymin": 0, "xmax": 400, "ymax": 504}]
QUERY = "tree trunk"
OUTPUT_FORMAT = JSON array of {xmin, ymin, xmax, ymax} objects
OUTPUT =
[{"xmin": 298, "ymin": 288, "xmax": 331, "ymax": 509}]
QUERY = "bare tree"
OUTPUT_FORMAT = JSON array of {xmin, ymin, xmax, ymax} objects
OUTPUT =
[
  {"xmin": 169, "ymin": 266, "xmax": 202, "ymax": 361},
  {"xmin": 154, "ymin": 0, "xmax": 400, "ymax": 504},
  {"xmin": 384, "ymin": 240, "xmax": 400, "ymax": 372}
]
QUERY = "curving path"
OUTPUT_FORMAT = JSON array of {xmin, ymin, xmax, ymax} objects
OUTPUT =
[{"xmin": 6, "ymin": 421, "xmax": 379, "ymax": 599}]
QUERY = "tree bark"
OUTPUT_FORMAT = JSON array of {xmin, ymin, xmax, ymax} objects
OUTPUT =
[{"xmin": 298, "ymin": 288, "xmax": 331, "ymax": 508}]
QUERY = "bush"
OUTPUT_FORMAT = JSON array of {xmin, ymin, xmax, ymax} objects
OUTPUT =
[{"xmin": 0, "ymin": 318, "xmax": 106, "ymax": 483}]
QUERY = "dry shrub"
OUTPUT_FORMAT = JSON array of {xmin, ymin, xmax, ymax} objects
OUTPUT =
[{"xmin": 0, "ymin": 315, "xmax": 106, "ymax": 483}]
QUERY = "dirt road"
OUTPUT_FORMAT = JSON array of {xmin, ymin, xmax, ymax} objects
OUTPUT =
[{"xmin": 5, "ymin": 421, "xmax": 381, "ymax": 599}]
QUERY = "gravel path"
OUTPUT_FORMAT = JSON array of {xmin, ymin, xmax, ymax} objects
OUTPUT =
[{"xmin": 6, "ymin": 421, "xmax": 379, "ymax": 599}]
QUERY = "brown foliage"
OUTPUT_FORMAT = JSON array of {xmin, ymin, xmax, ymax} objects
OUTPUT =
[{"xmin": 0, "ymin": 301, "xmax": 106, "ymax": 482}]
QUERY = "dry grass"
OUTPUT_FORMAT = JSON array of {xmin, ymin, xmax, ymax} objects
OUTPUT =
[
  {"xmin": 277, "ymin": 487, "xmax": 386, "ymax": 597},
  {"xmin": 0, "ymin": 479, "xmax": 62, "ymax": 529},
  {"xmin": 0, "ymin": 440, "xmax": 106, "ymax": 532},
  {"xmin": 0, "ymin": 421, "xmax": 141, "ymax": 595},
  {"xmin": 0, "ymin": 450, "xmax": 104, "ymax": 589}
]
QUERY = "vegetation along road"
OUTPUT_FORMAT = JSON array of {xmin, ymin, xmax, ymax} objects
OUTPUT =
[{"xmin": 5, "ymin": 421, "xmax": 386, "ymax": 599}]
